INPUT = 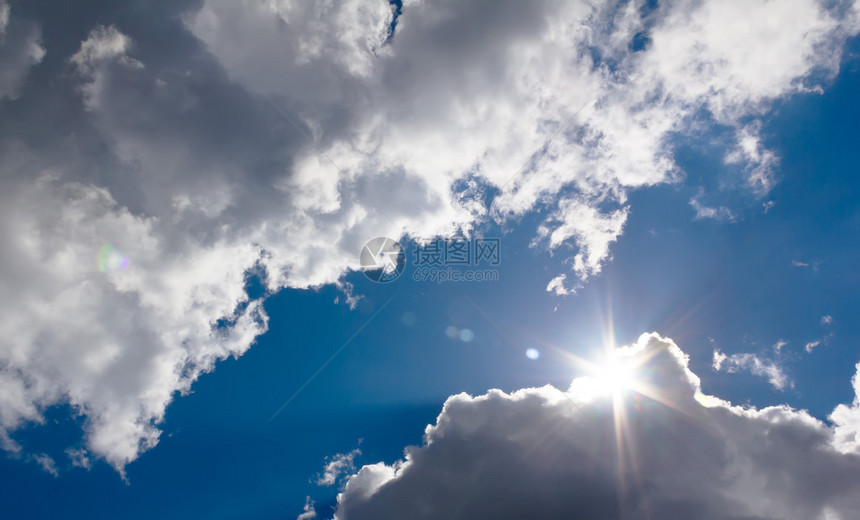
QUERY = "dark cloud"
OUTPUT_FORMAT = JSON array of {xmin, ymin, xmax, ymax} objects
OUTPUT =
[{"xmin": 333, "ymin": 334, "xmax": 860, "ymax": 520}]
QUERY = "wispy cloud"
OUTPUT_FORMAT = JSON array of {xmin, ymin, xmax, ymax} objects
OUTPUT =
[
  {"xmin": 32, "ymin": 453, "xmax": 58, "ymax": 477},
  {"xmin": 805, "ymin": 340, "xmax": 822, "ymax": 353},
  {"xmin": 689, "ymin": 190, "xmax": 736, "ymax": 222},
  {"xmin": 317, "ymin": 448, "xmax": 361, "ymax": 487},
  {"xmin": 807, "ymin": 315, "xmax": 835, "ymax": 353},
  {"xmin": 296, "ymin": 497, "xmax": 317, "ymax": 520},
  {"xmin": 65, "ymin": 448, "xmax": 91, "ymax": 470},
  {"xmin": 713, "ymin": 349, "xmax": 790, "ymax": 390},
  {"xmin": 773, "ymin": 339, "xmax": 788, "ymax": 354}
]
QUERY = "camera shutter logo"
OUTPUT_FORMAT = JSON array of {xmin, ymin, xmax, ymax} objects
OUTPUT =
[{"xmin": 360, "ymin": 237, "xmax": 405, "ymax": 283}]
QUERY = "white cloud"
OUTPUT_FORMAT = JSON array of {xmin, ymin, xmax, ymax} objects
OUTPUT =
[
  {"xmin": 711, "ymin": 349, "xmax": 727, "ymax": 370},
  {"xmin": 32, "ymin": 453, "xmax": 58, "ymax": 477},
  {"xmin": 536, "ymin": 199, "xmax": 628, "ymax": 285},
  {"xmin": 317, "ymin": 448, "xmax": 361, "ymax": 487},
  {"xmin": 297, "ymin": 496, "xmax": 318, "ymax": 520},
  {"xmin": 334, "ymin": 281, "xmax": 363, "ymax": 310},
  {"xmin": 689, "ymin": 190, "xmax": 736, "ymax": 222},
  {"xmin": 332, "ymin": 333, "xmax": 860, "ymax": 520},
  {"xmin": 712, "ymin": 348, "xmax": 790, "ymax": 390},
  {"xmin": 724, "ymin": 123, "xmax": 780, "ymax": 195},
  {"xmin": 773, "ymin": 339, "xmax": 788, "ymax": 354},
  {"xmin": 823, "ymin": 315, "xmax": 834, "ymax": 326},
  {"xmin": 804, "ymin": 334, "xmax": 833, "ymax": 353},
  {"xmin": 545, "ymin": 274, "xmax": 571, "ymax": 296},
  {"xmin": 66, "ymin": 447, "xmax": 91, "ymax": 470},
  {"xmin": 0, "ymin": 0, "xmax": 858, "ymax": 470},
  {"xmin": 189, "ymin": 0, "xmax": 858, "ymax": 283},
  {"xmin": 832, "ymin": 363, "xmax": 860, "ymax": 454},
  {"xmin": 69, "ymin": 25, "xmax": 141, "ymax": 76}
]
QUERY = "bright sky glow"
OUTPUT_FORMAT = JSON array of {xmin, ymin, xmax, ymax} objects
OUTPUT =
[{"xmin": 591, "ymin": 355, "xmax": 638, "ymax": 396}]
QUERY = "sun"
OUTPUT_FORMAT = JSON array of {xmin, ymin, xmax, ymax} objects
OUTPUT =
[
  {"xmin": 593, "ymin": 356, "xmax": 637, "ymax": 395},
  {"xmin": 586, "ymin": 352, "xmax": 639, "ymax": 397}
]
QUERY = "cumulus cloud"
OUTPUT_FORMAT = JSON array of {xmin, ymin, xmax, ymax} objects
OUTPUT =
[
  {"xmin": 331, "ymin": 333, "xmax": 860, "ymax": 520},
  {"xmin": 0, "ymin": 0, "xmax": 859, "ymax": 470},
  {"xmin": 712, "ymin": 348, "xmax": 790, "ymax": 390},
  {"xmin": 188, "ymin": 0, "xmax": 859, "ymax": 289},
  {"xmin": 832, "ymin": 363, "xmax": 860, "ymax": 454}
]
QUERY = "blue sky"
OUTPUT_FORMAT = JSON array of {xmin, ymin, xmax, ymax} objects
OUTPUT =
[{"xmin": 1, "ymin": 1, "xmax": 860, "ymax": 519}]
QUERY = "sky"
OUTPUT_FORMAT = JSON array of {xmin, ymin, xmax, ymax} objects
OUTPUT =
[{"xmin": 0, "ymin": 0, "xmax": 859, "ymax": 518}]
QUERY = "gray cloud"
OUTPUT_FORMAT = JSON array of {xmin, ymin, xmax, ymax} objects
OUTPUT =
[
  {"xmin": 0, "ymin": 1, "xmax": 45, "ymax": 100},
  {"xmin": 333, "ymin": 334, "xmax": 860, "ymax": 520}
]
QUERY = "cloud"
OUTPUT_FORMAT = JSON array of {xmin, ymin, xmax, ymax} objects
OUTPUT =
[
  {"xmin": 65, "ymin": 447, "xmax": 91, "ymax": 470},
  {"xmin": 723, "ymin": 123, "xmax": 780, "ymax": 195},
  {"xmin": 334, "ymin": 281, "xmax": 363, "ymax": 310},
  {"xmin": 297, "ymin": 496, "xmax": 318, "ymax": 520},
  {"xmin": 773, "ymin": 339, "xmax": 788, "ymax": 353},
  {"xmin": 332, "ymin": 333, "xmax": 860, "ymax": 520},
  {"xmin": 0, "ymin": 0, "xmax": 858, "ymax": 470},
  {"xmin": 832, "ymin": 363, "xmax": 860, "ymax": 454},
  {"xmin": 189, "ymin": 0, "xmax": 858, "ymax": 285},
  {"xmin": 806, "ymin": 317, "xmax": 834, "ymax": 353},
  {"xmin": 712, "ymin": 348, "xmax": 790, "ymax": 390},
  {"xmin": 0, "ymin": 2, "xmax": 8, "ymax": 38},
  {"xmin": 0, "ymin": 1, "xmax": 45, "ymax": 100},
  {"xmin": 32, "ymin": 453, "xmax": 58, "ymax": 477},
  {"xmin": 689, "ymin": 190, "xmax": 736, "ymax": 222},
  {"xmin": 805, "ymin": 334, "xmax": 834, "ymax": 353},
  {"xmin": 806, "ymin": 340, "xmax": 823, "ymax": 353},
  {"xmin": 546, "ymin": 274, "xmax": 571, "ymax": 296},
  {"xmin": 317, "ymin": 449, "xmax": 361, "ymax": 487}
]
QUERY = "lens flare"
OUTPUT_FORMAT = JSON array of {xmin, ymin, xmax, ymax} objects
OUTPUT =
[
  {"xmin": 97, "ymin": 243, "xmax": 128, "ymax": 272},
  {"xmin": 458, "ymin": 329, "xmax": 474, "ymax": 342}
]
